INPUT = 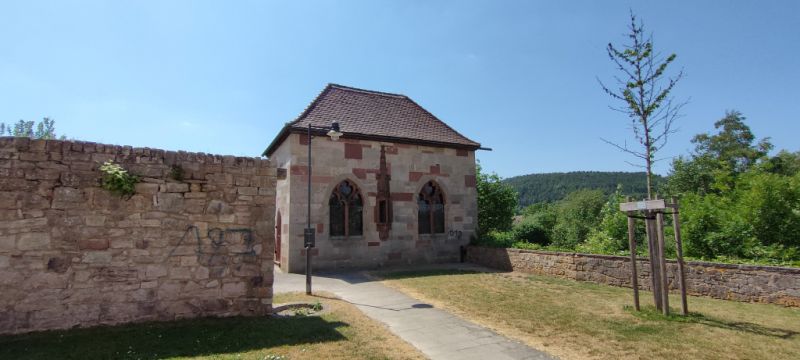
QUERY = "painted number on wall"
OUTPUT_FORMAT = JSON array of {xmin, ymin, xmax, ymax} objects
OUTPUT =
[{"xmin": 448, "ymin": 230, "xmax": 462, "ymax": 240}]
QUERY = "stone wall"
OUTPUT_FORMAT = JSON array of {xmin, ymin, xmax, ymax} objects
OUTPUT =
[
  {"xmin": 0, "ymin": 137, "xmax": 276, "ymax": 334},
  {"xmin": 270, "ymin": 133, "xmax": 477, "ymax": 272},
  {"xmin": 467, "ymin": 246, "xmax": 800, "ymax": 307}
]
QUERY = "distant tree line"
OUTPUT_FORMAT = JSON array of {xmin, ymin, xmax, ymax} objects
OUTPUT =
[{"xmin": 504, "ymin": 171, "xmax": 663, "ymax": 207}]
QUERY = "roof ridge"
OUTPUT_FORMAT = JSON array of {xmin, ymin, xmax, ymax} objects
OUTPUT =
[
  {"xmin": 263, "ymin": 83, "xmax": 482, "ymax": 156},
  {"xmin": 327, "ymin": 83, "xmax": 408, "ymax": 98},
  {"xmin": 327, "ymin": 83, "xmax": 477, "ymax": 144}
]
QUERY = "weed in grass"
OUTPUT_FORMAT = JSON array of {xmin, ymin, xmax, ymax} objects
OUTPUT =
[
  {"xmin": 312, "ymin": 301, "xmax": 323, "ymax": 312},
  {"xmin": 292, "ymin": 308, "xmax": 310, "ymax": 316}
]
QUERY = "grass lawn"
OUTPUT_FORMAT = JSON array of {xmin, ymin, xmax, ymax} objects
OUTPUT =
[
  {"xmin": 379, "ymin": 269, "xmax": 800, "ymax": 360},
  {"xmin": 0, "ymin": 292, "xmax": 424, "ymax": 360}
]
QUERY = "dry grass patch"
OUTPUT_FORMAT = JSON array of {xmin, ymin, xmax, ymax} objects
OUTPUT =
[
  {"xmin": 379, "ymin": 269, "xmax": 800, "ymax": 360},
  {"xmin": 0, "ymin": 292, "xmax": 424, "ymax": 360}
]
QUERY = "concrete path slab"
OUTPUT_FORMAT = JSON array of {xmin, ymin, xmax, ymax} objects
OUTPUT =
[{"xmin": 273, "ymin": 264, "xmax": 555, "ymax": 360}]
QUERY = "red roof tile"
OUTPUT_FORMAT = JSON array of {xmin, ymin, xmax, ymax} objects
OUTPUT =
[{"xmin": 263, "ymin": 84, "xmax": 480, "ymax": 156}]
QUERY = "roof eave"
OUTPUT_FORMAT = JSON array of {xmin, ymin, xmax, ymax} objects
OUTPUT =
[
  {"xmin": 262, "ymin": 124, "xmax": 292, "ymax": 157},
  {"xmin": 264, "ymin": 127, "xmax": 481, "ymax": 157}
]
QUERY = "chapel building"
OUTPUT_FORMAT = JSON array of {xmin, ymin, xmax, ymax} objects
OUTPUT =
[{"xmin": 264, "ymin": 84, "xmax": 481, "ymax": 272}]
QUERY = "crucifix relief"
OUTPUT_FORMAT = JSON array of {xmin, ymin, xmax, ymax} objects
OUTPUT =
[{"xmin": 375, "ymin": 145, "xmax": 392, "ymax": 240}]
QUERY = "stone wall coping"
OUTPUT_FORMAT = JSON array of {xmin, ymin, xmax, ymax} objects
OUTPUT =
[
  {"xmin": 0, "ymin": 136, "xmax": 270, "ymax": 167},
  {"xmin": 469, "ymin": 246, "xmax": 800, "ymax": 275}
]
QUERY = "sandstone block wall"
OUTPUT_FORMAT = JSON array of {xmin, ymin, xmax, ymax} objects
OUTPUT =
[
  {"xmin": 0, "ymin": 137, "xmax": 276, "ymax": 334},
  {"xmin": 271, "ymin": 134, "xmax": 477, "ymax": 272},
  {"xmin": 467, "ymin": 246, "xmax": 800, "ymax": 307}
]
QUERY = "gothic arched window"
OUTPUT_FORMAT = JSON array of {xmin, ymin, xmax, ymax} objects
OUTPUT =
[
  {"xmin": 418, "ymin": 181, "xmax": 445, "ymax": 234},
  {"xmin": 329, "ymin": 180, "xmax": 363, "ymax": 237}
]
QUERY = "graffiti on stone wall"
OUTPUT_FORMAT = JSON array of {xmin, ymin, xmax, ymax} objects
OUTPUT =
[
  {"xmin": 448, "ymin": 230, "xmax": 463, "ymax": 241},
  {"xmin": 167, "ymin": 225, "xmax": 256, "ymax": 266}
]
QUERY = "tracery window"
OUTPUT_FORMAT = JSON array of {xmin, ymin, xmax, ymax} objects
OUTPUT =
[
  {"xmin": 329, "ymin": 180, "xmax": 363, "ymax": 237},
  {"xmin": 418, "ymin": 181, "xmax": 445, "ymax": 234}
]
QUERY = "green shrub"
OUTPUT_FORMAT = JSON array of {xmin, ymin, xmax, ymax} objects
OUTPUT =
[
  {"xmin": 738, "ymin": 171, "xmax": 800, "ymax": 249},
  {"xmin": 512, "ymin": 219, "xmax": 551, "ymax": 245},
  {"xmin": 477, "ymin": 163, "xmax": 518, "ymax": 235},
  {"xmin": 576, "ymin": 231, "xmax": 627, "ymax": 255},
  {"xmin": 473, "ymin": 230, "xmax": 516, "ymax": 248},
  {"xmin": 99, "ymin": 160, "xmax": 139, "ymax": 197},
  {"xmin": 681, "ymin": 172, "xmax": 800, "ymax": 261},
  {"xmin": 169, "ymin": 164, "xmax": 185, "ymax": 181},
  {"xmin": 580, "ymin": 186, "xmax": 653, "ymax": 255},
  {"xmin": 550, "ymin": 189, "xmax": 606, "ymax": 249},
  {"xmin": 681, "ymin": 192, "xmax": 751, "ymax": 259}
]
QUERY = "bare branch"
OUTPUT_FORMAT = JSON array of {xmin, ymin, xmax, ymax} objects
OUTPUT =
[
  {"xmin": 600, "ymin": 137, "xmax": 648, "ymax": 159},
  {"xmin": 625, "ymin": 160, "xmax": 647, "ymax": 168}
]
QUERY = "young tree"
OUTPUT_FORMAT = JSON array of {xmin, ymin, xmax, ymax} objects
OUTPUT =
[
  {"xmin": 476, "ymin": 162, "xmax": 518, "ymax": 236},
  {"xmin": 34, "ymin": 117, "xmax": 59, "ymax": 139},
  {"xmin": 12, "ymin": 120, "xmax": 34, "ymax": 137},
  {"xmin": 1, "ymin": 117, "xmax": 64, "ymax": 139},
  {"xmin": 599, "ymin": 12, "xmax": 686, "ymax": 199}
]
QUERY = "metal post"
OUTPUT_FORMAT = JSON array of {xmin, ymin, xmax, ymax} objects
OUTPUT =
[{"xmin": 306, "ymin": 123, "xmax": 312, "ymax": 295}]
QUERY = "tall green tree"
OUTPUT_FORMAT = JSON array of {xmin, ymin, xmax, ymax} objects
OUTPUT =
[
  {"xmin": 692, "ymin": 110, "xmax": 772, "ymax": 174},
  {"xmin": 666, "ymin": 110, "xmax": 772, "ymax": 195},
  {"xmin": 476, "ymin": 162, "xmax": 518, "ymax": 236},
  {"xmin": 599, "ymin": 12, "xmax": 686, "ymax": 199}
]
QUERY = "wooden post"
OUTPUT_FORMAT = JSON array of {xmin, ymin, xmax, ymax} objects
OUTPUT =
[
  {"xmin": 626, "ymin": 197, "xmax": 640, "ymax": 311},
  {"xmin": 671, "ymin": 197, "xmax": 688, "ymax": 316},
  {"xmin": 645, "ymin": 213, "xmax": 662, "ymax": 311},
  {"xmin": 656, "ymin": 211, "xmax": 670, "ymax": 315},
  {"xmin": 619, "ymin": 199, "xmax": 669, "ymax": 312}
]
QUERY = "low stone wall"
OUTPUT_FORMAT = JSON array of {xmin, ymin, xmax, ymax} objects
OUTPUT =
[
  {"xmin": 467, "ymin": 246, "xmax": 800, "ymax": 307},
  {"xmin": 0, "ymin": 137, "xmax": 276, "ymax": 334}
]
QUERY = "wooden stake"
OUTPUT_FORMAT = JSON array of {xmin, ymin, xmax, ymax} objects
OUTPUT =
[
  {"xmin": 656, "ymin": 211, "xmax": 670, "ymax": 315},
  {"xmin": 645, "ymin": 214, "xmax": 662, "ymax": 311},
  {"xmin": 672, "ymin": 197, "xmax": 689, "ymax": 316},
  {"xmin": 626, "ymin": 197, "xmax": 640, "ymax": 311}
]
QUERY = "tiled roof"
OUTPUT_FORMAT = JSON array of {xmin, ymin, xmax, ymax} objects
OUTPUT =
[{"xmin": 263, "ymin": 84, "xmax": 481, "ymax": 156}]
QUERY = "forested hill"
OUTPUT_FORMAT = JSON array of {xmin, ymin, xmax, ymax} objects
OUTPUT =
[{"xmin": 504, "ymin": 171, "xmax": 664, "ymax": 207}]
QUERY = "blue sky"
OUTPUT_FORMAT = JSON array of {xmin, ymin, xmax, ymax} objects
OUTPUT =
[{"xmin": 1, "ymin": 1, "xmax": 797, "ymax": 178}]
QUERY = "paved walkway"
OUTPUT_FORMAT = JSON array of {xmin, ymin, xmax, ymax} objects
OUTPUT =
[{"xmin": 273, "ymin": 264, "xmax": 555, "ymax": 360}]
